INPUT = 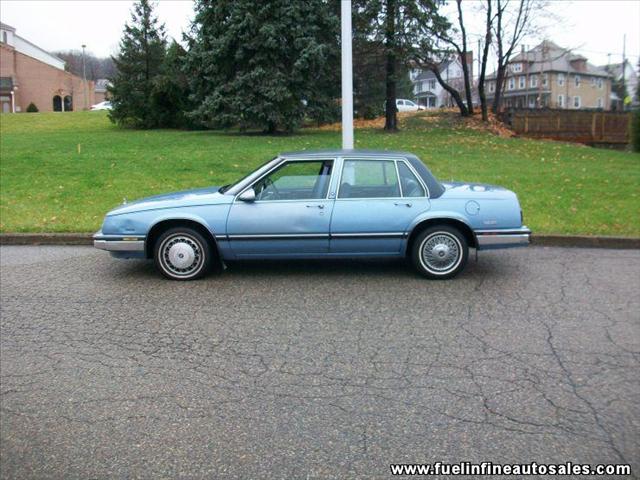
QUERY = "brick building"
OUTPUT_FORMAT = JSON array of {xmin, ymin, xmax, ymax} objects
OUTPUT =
[{"xmin": 0, "ymin": 22, "xmax": 94, "ymax": 113}]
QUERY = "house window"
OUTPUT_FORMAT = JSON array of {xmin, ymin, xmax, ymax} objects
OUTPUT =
[
  {"xmin": 542, "ymin": 74, "xmax": 548, "ymax": 87},
  {"xmin": 557, "ymin": 94, "xmax": 564, "ymax": 107},
  {"xmin": 528, "ymin": 97, "xmax": 536, "ymax": 108},
  {"xmin": 421, "ymin": 81, "xmax": 426, "ymax": 92},
  {"xmin": 574, "ymin": 75, "xmax": 580, "ymax": 87},
  {"xmin": 429, "ymin": 79, "xmax": 436, "ymax": 90},
  {"xmin": 530, "ymin": 75, "xmax": 538, "ymax": 88},
  {"xmin": 519, "ymin": 76, "xmax": 525, "ymax": 89},
  {"xmin": 590, "ymin": 77, "xmax": 596, "ymax": 86},
  {"xmin": 573, "ymin": 96, "xmax": 581, "ymax": 108},
  {"xmin": 1, "ymin": 31, "xmax": 7, "ymax": 43},
  {"xmin": 489, "ymin": 81, "xmax": 495, "ymax": 93},
  {"xmin": 512, "ymin": 63, "xmax": 522, "ymax": 72},
  {"xmin": 508, "ymin": 77, "xmax": 515, "ymax": 90},
  {"xmin": 597, "ymin": 97, "xmax": 603, "ymax": 108},
  {"xmin": 557, "ymin": 73, "xmax": 565, "ymax": 86},
  {"xmin": 597, "ymin": 78, "xmax": 603, "ymax": 89}
]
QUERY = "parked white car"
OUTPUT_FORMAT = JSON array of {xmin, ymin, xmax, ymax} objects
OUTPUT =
[
  {"xmin": 90, "ymin": 101, "xmax": 112, "ymax": 111},
  {"xmin": 384, "ymin": 99, "xmax": 424, "ymax": 112}
]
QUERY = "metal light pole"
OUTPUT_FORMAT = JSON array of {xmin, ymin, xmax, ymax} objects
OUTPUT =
[
  {"xmin": 341, "ymin": 0, "xmax": 354, "ymax": 150},
  {"xmin": 81, "ymin": 44, "xmax": 88, "ymax": 110}
]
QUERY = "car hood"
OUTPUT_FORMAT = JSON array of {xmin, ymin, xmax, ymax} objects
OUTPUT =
[
  {"xmin": 439, "ymin": 182, "xmax": 516, "ymax": 200},
  {"xmin": 107, "ymin": 186, "xmax": 230, "ymax": 216}
]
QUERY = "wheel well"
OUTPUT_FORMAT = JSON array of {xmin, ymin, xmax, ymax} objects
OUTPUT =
[
  {"xmin": 145, "ymin": 219, "xmax": 220, "ymax": 262},
  {"xmin": 407, "ymin": 218, "xmax": 477, "ymax": 255}
]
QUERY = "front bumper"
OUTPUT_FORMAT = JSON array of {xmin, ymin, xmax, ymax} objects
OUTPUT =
[
  {"xmin": 93, "ymin": 231, "xmax": 145, "ymax": 252},
  {"xmin": 475, "ymin": 227, "xmax": 531, "ymax": 249}
]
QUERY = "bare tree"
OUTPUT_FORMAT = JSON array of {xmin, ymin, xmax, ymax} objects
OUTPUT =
[
  {"xmin": 490, "ymin": 0, "xmax": 535, "ymax": 113},
  {"xmin": 477, "ymin": 0, "xmax": 494, "ymax": 121},
  {"xmin": 454, "ymin": 0, "xmax": 473, "ymax": 114},
  {"xmin": 409, "ymin": 0, "xmax": 474, "ymax": 117}
]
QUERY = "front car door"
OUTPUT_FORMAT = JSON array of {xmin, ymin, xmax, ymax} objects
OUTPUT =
[
  {"xmin": 329, "ymin": 157, "xmax": 430, "ymax": 255},
  {"xmin": 226, "ymin": 158, "xmax": 335, "ymax": 257}
]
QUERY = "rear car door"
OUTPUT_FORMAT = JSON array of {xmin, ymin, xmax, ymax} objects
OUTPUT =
[{"xmin": 329, "ymin": 158, "xmax": 430, "ymax": 254}]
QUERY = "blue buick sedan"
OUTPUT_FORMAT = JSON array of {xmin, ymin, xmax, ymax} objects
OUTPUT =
[{"xmin": 94, "ymin": 150, "xmax": 530, "ymax": 280}]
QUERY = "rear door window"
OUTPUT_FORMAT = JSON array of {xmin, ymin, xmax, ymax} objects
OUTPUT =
[
  {"xmin": 398, "ymin": 162, "xmax": 426, "ymax": 197},
  {"xmin": 338, "ymin": 160, "xmax": 400, "ymax": 199}
]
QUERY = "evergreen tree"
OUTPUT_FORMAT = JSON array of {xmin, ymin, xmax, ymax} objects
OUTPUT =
[
  {"xmin": 108, "ymin": 0, "xmax": 167, "ymax": 128},
  {"xmin": 150, "ymin": 41, "xmax": 194, "ymax": 129},
  {"xmin": 354, "ymin": 0, "xmax": 449, "ymax": 130},
  {"xmin": 353, "ymin": 37, "xmax": 413, "ymax": 119},
  {"xmin": 185, "ymin": 0, "xmax": 339, "ymax": 133}
]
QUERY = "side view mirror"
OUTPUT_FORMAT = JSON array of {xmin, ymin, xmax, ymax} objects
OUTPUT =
[{"xmin": 238, "ymin": 188, "xmax": 256, "ymax": 202}]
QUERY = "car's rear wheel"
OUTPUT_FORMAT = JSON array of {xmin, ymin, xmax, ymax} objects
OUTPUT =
[
  {"xmin": 411, "ymin": 226, "xmax": 468, "ymax": 279},
  {"xmin": 153, "ymin": 227, "xmax": 213, "ymax": 280}
]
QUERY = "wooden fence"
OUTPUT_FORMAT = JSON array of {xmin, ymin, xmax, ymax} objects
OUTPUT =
[{"xmin": 500, "ymin": 110, "xmax": 631, "ymax": 145}]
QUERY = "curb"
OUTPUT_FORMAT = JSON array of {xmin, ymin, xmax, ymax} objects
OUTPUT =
[
  {"xmin": 530, "ymin": 235, "xmax": 640, "ymax": 249},
  {"xmin": 1, "ymin": 233, "xmax": 639, "ymax": 250},
  {"xmin": 0, "ymin": 233, "xmax": 93, "ymax": 245}
]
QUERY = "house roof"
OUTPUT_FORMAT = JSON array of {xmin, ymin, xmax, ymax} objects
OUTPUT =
[
  {"xmin": 486, "ymin": 40, "xmax": 611, "ymax": 79},
  {"xmin": 413, "ymin": 59, "xmax": 455, "ymax": 81},
  {"xmin": 601, "ymin": 60, "xmax": 637, "ymax": 82},
  {"xmin": 95, "ymin": 79, "xmax": 111, "ymax": 92},
  {"xmin": 0, "ymin": 22, "xmax": 16, "ymax": 32}
]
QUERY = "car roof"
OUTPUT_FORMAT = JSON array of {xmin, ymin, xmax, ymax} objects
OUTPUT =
[{"xmin": 279, "ymin": 149, "xmax": 419, "ymax": 159}]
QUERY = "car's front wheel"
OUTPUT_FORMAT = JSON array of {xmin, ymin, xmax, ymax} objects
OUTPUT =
[
  {"xmin": 153, "ymin": 227, "xmax": 213, "ymax": 280},
  {"xmin": 411, "ymin": 226, "xmax": 468, "ymax": 279}
]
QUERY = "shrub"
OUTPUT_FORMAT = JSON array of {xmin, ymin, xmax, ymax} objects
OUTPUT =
[{"xmin": 26, "ymin": 102, "xmax": 38, "ymax": 113}]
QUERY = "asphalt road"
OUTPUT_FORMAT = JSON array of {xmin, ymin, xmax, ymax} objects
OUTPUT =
[{"xmin": 1, "ymin": 246, "xmax": 638, "ymax": 479}]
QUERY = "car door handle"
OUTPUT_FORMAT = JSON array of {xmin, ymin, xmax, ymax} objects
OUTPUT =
[
  {"xmin": 394, "ymin": 202, "xmax": 412, "ymax": 207},
  {"xmin": 306, "ymin": 204, "xmax": 325, "ymax": 209}
]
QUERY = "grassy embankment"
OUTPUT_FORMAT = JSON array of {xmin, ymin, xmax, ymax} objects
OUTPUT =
[{"xmin": 1, "ymin": 111, "xmax": 638, "ymax": 235}]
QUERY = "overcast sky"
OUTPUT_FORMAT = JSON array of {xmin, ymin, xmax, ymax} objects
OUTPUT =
[{"xmin": 0, "ymin": 0, "xmax": 638, "ymax": 69}]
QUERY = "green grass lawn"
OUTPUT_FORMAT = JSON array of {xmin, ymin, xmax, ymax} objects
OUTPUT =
[{"xmin": 1, "ymin": 111, "xmax": 638, "ymax": 236}]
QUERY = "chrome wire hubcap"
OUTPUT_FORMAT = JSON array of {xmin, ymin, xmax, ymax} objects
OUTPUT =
[
  {"xmin": 161, "ymin": 235, "xmax": 203, "ymax": 276},
  {"xmin": 421, "ymin": 233, "xmax": 460, "ymax": 273}
]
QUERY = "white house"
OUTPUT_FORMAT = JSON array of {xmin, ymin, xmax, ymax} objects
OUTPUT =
[
  {"xmin": 409, "ymin": 53, "xmax": 472, "ymax": 109},
  {"xmin": 602, "ymin": 60, "xmax": 639, "ymax": 108}
]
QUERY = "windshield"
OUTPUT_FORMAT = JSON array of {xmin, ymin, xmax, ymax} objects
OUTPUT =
[{"xmin": 219, "ymin": 157, "xmax": 279, "ymax": 194}]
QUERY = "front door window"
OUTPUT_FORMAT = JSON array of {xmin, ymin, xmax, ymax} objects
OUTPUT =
[{"xmin": 253, "ymin": 160, "xmax": 332, "ymax": 201}]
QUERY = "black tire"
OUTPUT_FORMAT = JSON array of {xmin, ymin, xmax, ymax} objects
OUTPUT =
[
  {"xmin": 153, "ymin": 227, "xmax": 213, "ymax": 280},
  {"xmin": 411, "ymin": 225, "xmax": 468, "ymax": 279}
]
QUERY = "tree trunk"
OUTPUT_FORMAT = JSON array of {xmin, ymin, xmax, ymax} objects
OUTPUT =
[
  {"xmin": 478, "ymin": 0, "xmax": 492, "ymax": 122},
  {"xmin": 491, "ymin": 65, "xmax": 506, "ymax": 114},
  {"xmin": 384, "ymin": 0, "xmax": 398, "ymax": 131},
  {"xmin": 265, "ymin": 121, "xmax": 277, "ymax": 134},
  {"xmin": 431, "ymin": 66, "xmax": 469, "ymax": 116},
  {"xmin": 456, "ymin": 0, "xmax": 474, "ymax": 114}
]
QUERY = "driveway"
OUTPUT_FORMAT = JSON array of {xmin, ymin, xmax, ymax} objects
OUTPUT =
[{"xmin": 1, "ymin": 246, "xmax": 638, "ymax": 478}]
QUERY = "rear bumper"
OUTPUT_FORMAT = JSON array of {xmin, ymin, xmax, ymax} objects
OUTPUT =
[
  {"xmin": 93, "ymin": 231, "xmax": 145, "ymax": 252},
  {"xmin": 475, "ymin": 227, "xmax": 531, "ymax": 250}
]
